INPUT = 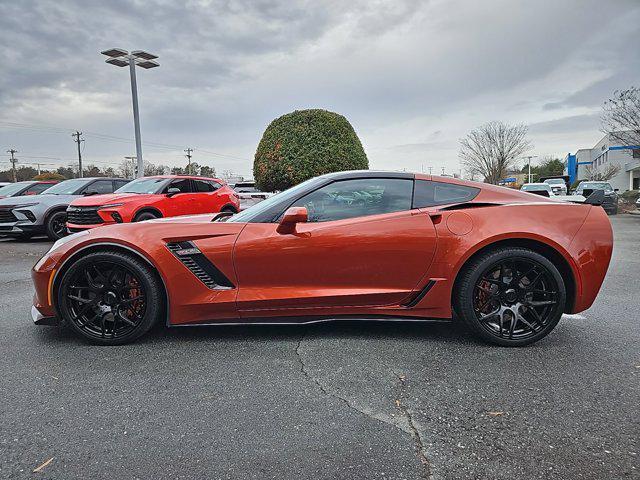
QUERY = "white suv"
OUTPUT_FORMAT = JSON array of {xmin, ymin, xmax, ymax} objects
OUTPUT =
[{"xmin": 544, "ymin": 178, "xmax": 567, "ymax": 196}]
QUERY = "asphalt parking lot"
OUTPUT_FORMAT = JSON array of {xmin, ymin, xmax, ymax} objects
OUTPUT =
[{"xmin": 0, "ymin": 216, "xmax": 638, "ymax": 480}]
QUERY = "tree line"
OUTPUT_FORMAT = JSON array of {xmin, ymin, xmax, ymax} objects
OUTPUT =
[{"xmin": 0, "ymin": 159, "xmax": 217, "ymax": 183}]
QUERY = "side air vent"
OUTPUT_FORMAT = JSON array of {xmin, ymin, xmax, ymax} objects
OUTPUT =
[{"xmin": 166, "ymin": 241, "xmax": 234, "ymax": 290}]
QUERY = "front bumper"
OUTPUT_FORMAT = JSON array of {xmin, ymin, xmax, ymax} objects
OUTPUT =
[
  {"xmin": 67, "ymin": 221, "xmax": 111, "ymax": 233},
  {"xmin": 0, "ymin": 222, "xmax": 44, "ymax": 236},
  {"xmin": 31, "ymin": 305, "xmax": 59, "ymax": 326}
]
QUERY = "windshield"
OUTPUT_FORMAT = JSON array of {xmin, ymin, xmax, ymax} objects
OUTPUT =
[
  {"xmin": 545, "ymin": 179, "xmax": 564, "ymax": 185},
  {"xmin": 579, "ymin": 182, "xmax": 612, "ymax": 192},
  {"xmin": 521, "ymin": 184, "xmax": 548, "ymax": 191},
  {"xmin": 116, "ymin": 177, "xmax": 167, "ymax": 194},
  {"xmin": 225, "ymin": 177, "xmax": 320, "ymax": 223},
  {"xmin": 41, "ymin": 178, "xmax": 90, "ymax": 195},
  {"xmin": 0, "ymin": 182, "xmax": 31, "ymax": 196}
]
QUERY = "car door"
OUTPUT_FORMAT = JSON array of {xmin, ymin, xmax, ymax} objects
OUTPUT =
[
  {"xmin": 161, "ymin": 178, "xmax": 200, "ymax": 216},
  {"xmin": 191, "ymin": 178, "xmax": 222, "ymax": 213},
  {"xmin": 233, "ymin": 177, "xmax": 438, "ymax": 314}
]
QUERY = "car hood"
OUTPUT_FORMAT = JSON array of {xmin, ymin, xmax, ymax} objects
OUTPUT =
[
  {"xmin": 0, "ymin": 193, "xmax": 80, "ymax": 208},
  {"xmin": 70, "ymin": 193, "xmax": 157, "ymax": 206}
]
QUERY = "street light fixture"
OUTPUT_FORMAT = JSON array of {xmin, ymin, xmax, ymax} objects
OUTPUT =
[{"xmin": 101, "ymin": 48, "xmax": 159, "ymax": 178}]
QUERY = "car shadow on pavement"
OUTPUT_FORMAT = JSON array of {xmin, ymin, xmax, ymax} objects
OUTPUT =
[
  {"xmin": 148, "ymin": 319, "xmax": 496, "ymax": 348},
  {"xmin": 32, "ymin": 318, "xmax": 487, "ymax": 347}
]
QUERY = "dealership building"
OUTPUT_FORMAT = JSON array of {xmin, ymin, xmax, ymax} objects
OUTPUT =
[{"xmin": 564, "ymin": 133, "xmax": 640, "ymax": 192}]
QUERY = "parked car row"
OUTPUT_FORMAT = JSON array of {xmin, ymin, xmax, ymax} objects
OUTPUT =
[
  {"xmin": 0, "ymin": 175, "xmax": 240, "ymax": 240},
  {"xmin": 520, "ymin": 179, "xmax": 619, "ymax": 215}
]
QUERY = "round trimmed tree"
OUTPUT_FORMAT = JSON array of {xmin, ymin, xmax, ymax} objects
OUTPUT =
[{"xmin": 254, "ymin": 109, "xmax": 368, "ymax": 191}]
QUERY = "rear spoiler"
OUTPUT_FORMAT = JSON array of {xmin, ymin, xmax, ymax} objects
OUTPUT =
[{"xmin": 568, "ymin": 189, "xmax": 605, "ymax": 206}]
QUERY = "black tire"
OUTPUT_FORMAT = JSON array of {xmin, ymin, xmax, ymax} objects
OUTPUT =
[
  {"xmin": 57, "ymin": 250, "xmax": 163, "ymax": 345},
  {"xmin": 133, "ymin": 211, "xmax": 159, "ymax": 222},
  {"xmin": 454, "ymin": 247, "xmax": 566, "ymax": 347},
  {"xmin": 45, "ymin": 210, "xmax": 68, "ymax": 241}
]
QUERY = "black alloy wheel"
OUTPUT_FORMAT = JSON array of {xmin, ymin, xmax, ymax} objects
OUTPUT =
[
  {"xmin": 455, "ymin": 247, "xmax": 566, "ymax": 346},
  {"xmin": 46, "ymin": 211, "xmax": 68, "ymax": 240},
  {"xmin": 57, "ymin": 251, "xmax": 162, "ymax": 344}
]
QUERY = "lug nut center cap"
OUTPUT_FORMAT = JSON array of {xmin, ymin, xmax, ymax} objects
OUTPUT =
[
  {"xmin": 504, "ymin": 289, "xmax": 517, "ymax": 303},
  {"xmin": 104, "ymin": 291, "xmax": 117, "ymax": 306}
]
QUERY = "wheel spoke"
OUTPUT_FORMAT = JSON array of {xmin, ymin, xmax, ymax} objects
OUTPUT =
[
  {"xmin": 527, "ymin": 300, "xmax": 557, "ymax": 307},
  {"xmin": 117, "ymin": 311, "xmax": 137, "ymax": 327},
  {"xmin": 120, "ymin": 295, "xmax": 144, "ymax": 305},
  {"xmin": 67, "ymin": 294, "xmax": 93, "ymax": 304}
]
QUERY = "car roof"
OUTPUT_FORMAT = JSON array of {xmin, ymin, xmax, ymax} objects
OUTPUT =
[{"xmin": 142, "ymin": 175, "xmax": 224, "ymax": 182}]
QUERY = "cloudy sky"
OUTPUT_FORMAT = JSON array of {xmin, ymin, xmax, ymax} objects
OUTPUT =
[{"xmin": 1, "ymin": 0, "xmax": 638, "ymax": 178}]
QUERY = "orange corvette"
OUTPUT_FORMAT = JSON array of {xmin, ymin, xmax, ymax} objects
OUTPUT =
[{"xmin": 31, "ymin": 171, "xmax": 613, "ymax": 346}]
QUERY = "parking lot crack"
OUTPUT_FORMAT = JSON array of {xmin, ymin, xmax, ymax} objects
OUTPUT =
[
  {"xmin": 294, "ymin": 335, "xmax": 433, "ymax": 480},
  {"xmin": 395, "ymin": 374, "xmax": 432, "ymax": 479}
]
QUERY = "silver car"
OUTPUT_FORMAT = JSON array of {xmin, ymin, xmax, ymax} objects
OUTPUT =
[{"xmin": 0, "ymin": 177, "xmax": 129, "ymax": 240}]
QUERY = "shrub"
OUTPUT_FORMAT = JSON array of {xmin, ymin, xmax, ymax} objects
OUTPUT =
[
  {"xmin": 33, "ymin": 172, "xmax": 65, "ymax": 181},
  {"xmin": 620, "ymin": 189, "xmax": 640, "ymax": 204},
  {"xmin": 253, "ymin": 109, "xmax": 368, "ymax": 191}
]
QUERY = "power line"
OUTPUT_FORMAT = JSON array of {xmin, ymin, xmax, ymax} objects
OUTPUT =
[
  {"xmin": 0, "ymin": 121, "xmax": 250, "ymax": 160},
  {"xmin": 72, "ymin": 131, "xmax": 84, "ymax": 178}
]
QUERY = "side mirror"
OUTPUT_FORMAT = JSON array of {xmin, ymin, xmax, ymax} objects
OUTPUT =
[
  {"xmin": 277, "ymin": 207, "xmax": 308, "ymax": 234},
  {"xmin": 614, "ymin": 188, "xmax": 619, "ymax": 192},
  {"xmin": 84, "ymin": 190, "xmax": 98, "ymax": 196},
  {"xmin": 166, "ymin": 187, "xmax": 181, "ymax": 197}
]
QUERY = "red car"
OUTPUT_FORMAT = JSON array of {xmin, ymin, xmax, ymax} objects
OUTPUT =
[
  {"xmin": 66, "ymin": 175, "xmax": 239, "ymax": 231},
  {"xmin": 0, "ymin": 180, "xmax": 57, "ymax": 199},
  {"xmin": 32, "ymin": 171, "xmax": 613, "ymax": 346}
]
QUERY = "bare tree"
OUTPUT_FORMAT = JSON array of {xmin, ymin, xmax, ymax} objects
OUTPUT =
[
  {"xmin": 584, "ymin": 164, "xmax": 621, "ymax": 181},
  {"xmin": 459, "ymin": 121, "xmax": 532, "ymax": 184},
  {"xmin": 601, "ymin": 87, "xmax": 640, "ymax": 147}
]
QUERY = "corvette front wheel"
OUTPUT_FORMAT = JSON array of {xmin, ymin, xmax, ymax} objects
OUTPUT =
[
  {"xmin": 455, "ymin": 247, "xmax": 566, "ymax": 346},
  {"xmin": 57, "ymin": 250, "xmax": 163, "ymax": 345}
]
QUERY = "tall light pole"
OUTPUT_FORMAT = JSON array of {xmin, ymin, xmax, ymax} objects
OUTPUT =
[
  {"xmin": 101, "ymin": 48, "xmax": 159, "ymax": 178},
  {"xmin": 524, "ymin": 155, "xmax": 538, "ymax": 183}
]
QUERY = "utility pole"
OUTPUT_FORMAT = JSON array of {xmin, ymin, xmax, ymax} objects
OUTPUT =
[
  {"xmin": 7, "ymin": 149, "xmax": 18, "ymax": 182},
  {"xmin": 184, "ymin": 148, "xmax": 193, "ymax": 175},
  {"xmin": 428, "ymin": 166, "xmax": 433, "ymax": 175},
  {"xmin": 72, "ymin": 131, "xmax": 84, "ymax": 178}
]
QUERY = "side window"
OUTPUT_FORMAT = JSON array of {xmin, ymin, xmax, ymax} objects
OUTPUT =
[
  {"xmin": 24, "ymin": 183, "xmax": 52, "ymax": 195},
  {"xmin": 209, "ymin": 181, "xmax": 222, "ymax": 190},
  {"xmin": 193, "ymin": 179, "xmax": 215, "ymax": 192},
  {"xmin": 290, "ymin": 178, "xmax": 413, "ymax": 223},
  {"xmin": 162, "ymin": 178, "xmax": 192, "ymax": 194},
  {"xmin": 114, "ymin": 180, "xmax": 130, "ymax": 189},
  {"xmin": 412, "ymin": 180, "xmax": 479, "ymax": 208},
  {"xmin": 83, "ymin": 180, "xmax": 116, "ymax": 194}
]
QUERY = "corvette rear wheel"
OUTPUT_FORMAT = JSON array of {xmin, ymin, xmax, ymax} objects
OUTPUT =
[
  {"xmin": 455, "ymin": 247, "xmax": 566, "ymax": 346},
  {"xmin": 57, "ymin": 251, "xmax": 163, "ymax": 345}
]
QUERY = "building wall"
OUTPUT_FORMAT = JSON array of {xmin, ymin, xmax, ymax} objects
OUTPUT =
[{"xmin": 564, "ymin": 134, "xmax": 640, "ymax": 192}]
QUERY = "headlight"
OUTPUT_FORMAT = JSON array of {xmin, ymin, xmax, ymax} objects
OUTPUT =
[
  {"xmin": 49, "ymin": 230, "xmax": 90, "ymax": 254},
  {"xmin": 98, "ymin": 203, "xmax": 124, "ymax": 209}
]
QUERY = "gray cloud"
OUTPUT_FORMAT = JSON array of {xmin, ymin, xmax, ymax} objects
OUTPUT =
[{"xmin": 1, "ymin": 0, "xmax": 638, "ymax": 176}]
